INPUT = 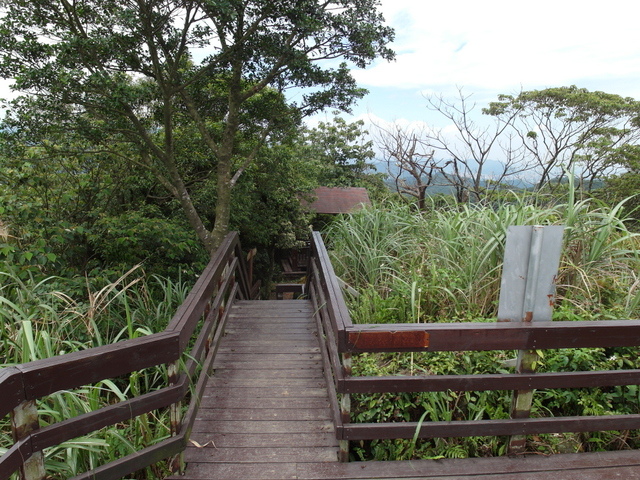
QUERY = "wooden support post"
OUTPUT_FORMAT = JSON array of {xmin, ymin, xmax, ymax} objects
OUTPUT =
[
  {"xmin": 168, "ymin": 360, "xmax": 184, "ymax": 473},
  {"xmin": 508, "ymin": 348, "xmax": 538, "ymax": 452},
  {"xmin": 11, "ymin": 400, "xmax": 45, "ymax": 480},
  {"xmin": 339, "ymin": 353, "xmax": 352, "ymax": 462},
  {"xmin": 247, "ymin": 248, "xmax": 256, "ymax": 291}
]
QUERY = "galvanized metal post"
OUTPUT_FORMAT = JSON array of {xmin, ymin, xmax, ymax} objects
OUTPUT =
[
  {"xmin": 497, "ymin": 225, "xmax": 564, "ymax": 455},
  {"xmin": 11, "ymin": 400, "xmax": 46, "ymax": 480},
  {"xmin": 339, "ymin": 353, "xmax": 352, "ymax": 462}
]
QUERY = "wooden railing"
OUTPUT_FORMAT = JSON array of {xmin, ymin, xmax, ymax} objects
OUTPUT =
[
  {"xmin": 307, "ymin": 230, "xmax": 640, "ymax": 459},
  {"xmin": 0, "ymin": 232, "xmax": 259, "ymax": 480}
]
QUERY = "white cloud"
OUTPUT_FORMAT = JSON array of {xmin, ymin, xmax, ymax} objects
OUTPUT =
[{"xmin": 356, "ymin": 0, "xmax": 640, "ymax": 99}]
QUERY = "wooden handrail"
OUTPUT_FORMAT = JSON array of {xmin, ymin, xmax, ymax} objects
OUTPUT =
[
  {"xmin": 0, "ymin": 231, "xmax": 259, "ymax": 480},
  {"xmin": 343, "ymin": 319, "xmax": 640, "ymax": 352},
  {"xmin": 306, "ymin": 231, "xmax": 640, "ymax": 454}
]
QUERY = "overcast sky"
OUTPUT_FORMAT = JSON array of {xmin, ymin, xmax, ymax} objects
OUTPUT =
[{"xmin": 342, "ymin": 0, "xmax": 640, "ymax": 128}]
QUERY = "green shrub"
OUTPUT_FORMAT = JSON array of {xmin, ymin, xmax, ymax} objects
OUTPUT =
[{"xmin": 327, "ymin": 190, "xmax": 640, "ymax": 460}]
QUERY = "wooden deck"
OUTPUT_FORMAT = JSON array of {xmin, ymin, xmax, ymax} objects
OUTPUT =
[
  {"xmin": 171, "ymin": 300, "xmax": 340, "ymax": 479},
  {"xmin": 169, "ymin": 299, "xmax": 640, "ymax": 480}
]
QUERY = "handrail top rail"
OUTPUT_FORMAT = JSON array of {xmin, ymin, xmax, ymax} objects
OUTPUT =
[{"xmin": 0, "ymin": 232, "xmax": 246, "ymax": 421}]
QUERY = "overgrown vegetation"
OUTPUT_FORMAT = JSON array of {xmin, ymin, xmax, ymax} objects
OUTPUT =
[
  {"xmin": 326, "ymin": 190, "xmax": 640, "ymax": 460},
  {"xmin": 0, "ymin": 266, "xmax": 190, "ymax": 479}
]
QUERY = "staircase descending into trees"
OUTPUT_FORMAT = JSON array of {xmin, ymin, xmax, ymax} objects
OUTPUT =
[
  {"xmin": 3, "ymin": 232, "xmax": 640, "ymax": 480},
  {"xmin": 167, "ymin": 299, "xmax": 341, "ymax": 480}
]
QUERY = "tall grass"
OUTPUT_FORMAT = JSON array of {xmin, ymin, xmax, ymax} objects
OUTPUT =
[
  {"xmin": 328, "ymin": 190, "xmax": 640, "ymax": 460},
  {"xmin": 0, "ymin": 267, "xmax": 191, "ymax": 479},
  {"xmin": 328, "ymin": 191, "xmax": 640, "ymax": 323}
]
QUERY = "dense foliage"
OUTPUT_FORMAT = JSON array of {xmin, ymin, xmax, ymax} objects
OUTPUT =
[
  {"xmin": 0, "ymin": 0, "xmax": 394, "ymax": 252},
  {"xmin": 326, "ymin": 191, "xmax": 640, "ymax": 459},
  {"xmin": 0, "ymin": 266, "xmax": 191, "ymax": 478}
]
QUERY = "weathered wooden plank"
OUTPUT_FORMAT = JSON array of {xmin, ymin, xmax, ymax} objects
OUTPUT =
[
  {"xmin": 187, "ymin": 432, "xmax": 338, "ymax": 449},
  {"xmin": 226, "ymin": 327, "xmax": 314, "ymax": 334},
  {"xmin": 228, "ymin": 318, "xmax": 315, "ymax": 325},
  {"xmin": 190, "ymin": 419, "xmax": 335, "ymax": 434},
  {"xmin": 18, "ymin": 331, "xmax": 180, "ymax": 399},
  {"xmin": 341, "ymin": 369, "xmax": 640, "ymax": 394},
  {"xmin": 213, "ymin": 353, "xmax": 322, "ymax": 362},
  {"xmin": 212, "ymin": 360, "xmax": 323, "ymax": 370},
  {"xmin": 207, "ymin": 378, "xmax": 328, "ymax": 389},
  {"xmin": 0, "ymin": 367, "xmax": 24, "ymax": 418},
  {"xmin": 184, "ymin": 446, "xmax": 338, "ymax": 463},
  {"xmin": 171, "ymin": 462, "xmax": 298, "ymax": 480},
  {"xmin": 224, "ymin": 328, "xmax": 315, "ymax": 335},
  {"xmin": 221, "ymin": 336, "xmax": 319, "ymax": 344},
  {"xmin": 342, "ymin": 414, "xmax": 640, "ymax": 440},
  {"xmin": 211, "ymin": 362, "xmax": 323, "ymax": 372},
  {"xmin": 199, "ymin": 396, "xmax": 332, "ymax": 410},
  {"xmin": 295, "ymin": 464, "xmax": 640, "ymax": 480},
  {"xmin": 344, "ymin": 320, "xmax": 640, "ymax": 353},
  {"xmin": 210, "ymin": 368, "xmax": 324, "ymax": 379},
  {"xmin": 196, "ymin": 408, "xmax": 332, "ymax": 421},
  {"xmin": 202, "ymin": 386, "xmax": 330, "ymax": 399},
  {"xmin": 223, "ymin": 328, "xmax": 316, "ymax": 336},
  {"xmin": 231, "ymin": 305, "xmax": 313, "ymax": 312},
  {"xmin": 233, "ymin": 299, "xmax": 312, "ymax": 307},
  {"xmin": 219, "ymin": 345, "xmax": 320, "ymax": 354},
  {"xmin": 209, "ymin": 367, "xmax": 323, "ymax": 378},
  {"xmin": 228, "ymin": 315, "xmax": 313, "ymax": 322},
  {"xmin": 230, "ymin": 310, "xmax": 314, "ymax": 318},
  {"xmin": 292, "ymin": 450, "xmax": 640, "ymax": 479}
]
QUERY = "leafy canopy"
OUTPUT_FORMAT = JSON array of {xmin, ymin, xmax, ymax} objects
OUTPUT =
[{"xmin": 0, "ymin": 0, "xmax": 395, "ymax": 251}]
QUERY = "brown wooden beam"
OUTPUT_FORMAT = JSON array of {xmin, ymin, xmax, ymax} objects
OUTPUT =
[
  {"xmin": 18, "ymin": 331, "xmax": 180, "ymax": 399},
  {"xmin": 0, "ymin": 367, "xmax": 25, "ymax": 418},
  {"xmin": 343, "ymin": 320, "xmax": 640, "ymax": 352},
  {"xmin": 341, "ymin": 414, "xmax": 640, "ymax": 440},
  {"xmin": 340, "ymin": 369, "xmax": 640, "ymax": 394}
]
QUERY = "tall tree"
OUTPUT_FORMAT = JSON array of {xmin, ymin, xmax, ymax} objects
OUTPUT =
[
  {"xmin": 484, "ymin": 86, "xmax": 640, "ymax": 192},
  {"xmin": 374, "ymin": 122, "xmax": 439, "ymax": 209},
  {"xmin": 299, "ymin": 115, "xmax": 379, "ymax": 188},
  {"xmin": 0, "ymin": 0, "xmax": 394, "ymax": 252},
  {"xmin": 376, "ymin": 90, "xmax": 529, "ymax": 206}
]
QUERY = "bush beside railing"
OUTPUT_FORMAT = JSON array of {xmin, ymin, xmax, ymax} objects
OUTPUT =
[
  {"xmin": 307, "ymin": 231, "xmax": 640, "ymax": 459},
  {"xmin": 0, "ymin": 232, "xmax": 259, "ymax": 480}
]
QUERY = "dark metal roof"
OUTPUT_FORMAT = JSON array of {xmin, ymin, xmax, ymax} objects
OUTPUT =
[{"xmin": 306, "ymin": 187, "xmax": 371, "ymax": 214}]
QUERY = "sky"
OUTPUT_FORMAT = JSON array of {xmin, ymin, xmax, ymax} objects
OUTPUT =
[
  {"xmin": 1, "ymin": 1, "xmax": 639, "ymax": 130},
  {"xmin": 337, "ymin": 0, "xmax": 640, "ymax": 129}
]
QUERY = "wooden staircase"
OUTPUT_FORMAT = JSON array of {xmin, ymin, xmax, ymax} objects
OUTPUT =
[{"xmin": 169, "ymin": 300, "xmax": 340, "ymax": 479}]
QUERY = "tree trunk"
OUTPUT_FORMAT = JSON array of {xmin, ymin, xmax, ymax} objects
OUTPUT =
[
  {"xmin": 210, "ymin": 160, "xmax": 232, "ymax": 252},
  {"xmin": 177, "ymin": 184, "xmax": 215, "ymax": 253}
]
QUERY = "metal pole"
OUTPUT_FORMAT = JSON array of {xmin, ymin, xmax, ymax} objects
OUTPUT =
[{"xmin": 497, "ymin": 225, "xmax": 564, "ymax": 455}]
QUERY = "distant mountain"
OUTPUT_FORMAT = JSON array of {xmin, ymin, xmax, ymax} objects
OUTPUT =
[{"xmin": 370, "ymin": 159, "xmax": 535, "ymax": 193}]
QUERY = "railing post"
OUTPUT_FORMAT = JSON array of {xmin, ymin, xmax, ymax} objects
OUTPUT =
[
  {"xmin": 167, "ymin": 360, "xmax": 185, "ymax": 474},
  {"xmin": 339, "ymin": 353, "xmax": 352, "ymax": 462},
  {"xmin": 11, "ymin": 400, "xmax": 45, "ymax": 480},
  {"xmin": 247, "ymin": 248, "xmax": 256, "ymax": 294}
]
